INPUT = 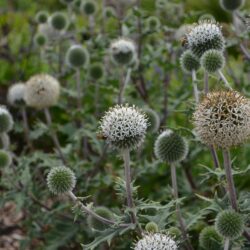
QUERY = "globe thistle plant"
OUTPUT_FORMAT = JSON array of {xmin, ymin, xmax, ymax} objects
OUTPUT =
[
  {"xmin": 81, "ymin": 0, "xmax": 97, "ymax": 16},
  {"xmin": 0, "ymin": 150, "xmax": 12, "ymax": 168},
  {"xmin": 110, "ymin": 38, "xmax": 136, "ymax": 66},
  {"xmin": 154, "ymin": 129, "xmax": 188, "ymax": 164},
  {"xmin": 220, "ymin": 0, "xmax": 245, "ymax": 12},
  {"xmin": 0, "ymin": 107, "xmax": 13, "ymax": 133},
  {"xmin": 145, "ymin": 222, "xmax": 159, "ymax": 233},
  {"xmin": 199, "ymin": 226, "xmax": 222, "ymax": 250},
  {"xmin": 34, "ymin": 32, "xmax": 48, "ymax": 48},
  {"xmin": 49, "ymin": 12, "xmax": 69, "ymax": 31},
  {"xmin": 134, "ymin": 233, "xmax": 178, "ymax": 250},
  {"xmin": 99, "ymin": 105, "xmax": 147, "ymax": 150},
  {"xmin": 193, "ymin": 91, "xmax": 250, "ymax": 149},
  {"xmin": 25, "ymin": 74, "xmax": 60, "ymax": 109},
  {"xmin": 186, "ymin": 20, "xmax": 225, "ymax": 57},
  {"xmin": 180, "ymin": 50, "xmax": 200, "ymax": 74},
  {"xmin": 47, "ymin": 166, "xmax": 76, "ymax": 195},
  {"xmin": 87, "ymin": 207, "xmax": 114, "ymax": 231},
  {"xmin": 144, "ymin": 108, "xmax": 160, "ymax": 133},
  {"xmin": 215, "ymin": 210, "xmax": 244, "ymax": 239},
  {"xmin": 66, "ymin": 45, "xmax": 89, "ymax": 68},
  {"xmin": 201, "ymin": 49, "xmax": 225, "ymax": 74},
  {"xmin": 35, "ymin": 11, "xmax": 49, "ymax": 24},
  {"xmin": 7, "ymin": 83, "xmax": 26, "ymax": 106}
]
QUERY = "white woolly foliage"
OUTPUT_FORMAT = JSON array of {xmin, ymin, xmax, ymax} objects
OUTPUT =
[
  {"xmin": 193, "ymin": 91, "xmax": 250, "ymax": 148},
  {"xmin": 7, "ymin": 83, "xmax": 26, "ymax": 106},
  {"xmin": 100, "ymin": 105, "xmax": 148, "ymax": 150},
  {"xmin": 134, "ymin": 233, "xmax": 178, "ymax": 250},
  {"xmin": 25, "ymin": 74, "xmax": 60, "ymax": 109}
]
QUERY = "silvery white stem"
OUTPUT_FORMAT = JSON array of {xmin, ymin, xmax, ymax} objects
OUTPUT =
[
  {"xmin": 224, "ymin": 238, "xmax": 230, "ymax": 250},
  {"xmin": 191, "ymin": 70, "xmax": 199, "ymax": 104},
  {"xmin": 218, "ymin": 70, "xmax": 232, "ymax": 90}
]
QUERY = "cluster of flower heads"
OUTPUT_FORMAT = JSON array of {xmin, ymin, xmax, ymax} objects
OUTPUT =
[
  {"xmin": 99, "ymin": 105, "xmax": 148, "ymax": 150},
  {"xmin": 134, "ymin": 233, "xmax": 178, "ymax": 250},
  {"xmin": 193, "ymin": 91, "xmax": 250, "ymax": 148}
]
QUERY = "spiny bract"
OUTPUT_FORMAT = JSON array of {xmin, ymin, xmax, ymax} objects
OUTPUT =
[
  {"xmin": 199, "ymin": 226, "xmax": 222, "ymax": 250},
  {"xmin": 154, "ymin": 129, "xmax": 188, "ymax": 164},
  {"xmin": 25, "ymin": 74, "xmax": 60, "ymax": 109},
  {"xmin": 7, "ymin": 83, "xmax": 26, "ymax": 106},
  {"xmin": 134, "ymin": 233, "xmax": 178, "ymax": 250},
  {"xmin": 215, "ymin": 210, "xmax": 244, "ymax": 239},
  {"xmin": 47, "ymin": 166, "xmax": 76, "ymax": 195},
  {"xmin": 193, "ymin": 91, "xmax": 250, "ymax": 148},
  {"xmin": 110, "ymin": 38, "xmax": 136, "ymax": 65},
  {"xmin": 186, "ymin": 20, "xmax": 225, "ymax": 57},
  {"xmin": 99, "ymin": 104, "xmax": 148, "ymax": 150}
]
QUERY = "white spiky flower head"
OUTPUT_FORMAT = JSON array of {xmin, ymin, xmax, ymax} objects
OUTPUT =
[
  {"xmin": 134, "ymin": 233, "xmax": 178, "ymax": 250},
  {"xmin": 193, "ymin": 91, "xmax": 250, "ymax": 149},
  {"xmin": 7, "ymin": 83, "xmax": 26, "ymax": 106},
  {"xmin": 25, "ymin": 74, "xmax": 60, "ymax": 109},
  {"xmin": 186, "ymin": 20, "xmax": 225, "ymax": 57},
  {"xmin": 99, "ymin": 104, "xmax": 148, "ymax": 150},
  {"xmin": 110, "ymin": 38, "xmax": 137, "ymax": 65}
]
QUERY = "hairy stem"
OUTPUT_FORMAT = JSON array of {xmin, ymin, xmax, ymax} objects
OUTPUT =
[
  {"xmin": 209, "ymin": 145, "xmax": 220, "ymax": 169},
  {"xmin": 21, "ymin": 106, "xmax": 33, "ymax": 150},
  {"xmin": 170, "ymin": 164, "xmax": 193, "ymax": 250},
  {"xmin": 204, "ymin": 71, "xmax": 209, "ymax": 95},
  {"xmin": 224, "ymin": 238, "xmax": 230, "ymax": 250},
  {"xmin": 118, "ymin": 67, "xmax": 131, "ymax": 104},
  {"xmin": 191, "ymin": 70, "xmax": 199, "ymax": 104},
  {"xmin": 218, "ymin": 70, "xmax": 232, "ymax": 90},
  {"xmin": 68, "ymin": 191, "xmax": 131, "ymax": 227},
  {"xmin": 44, "ymin": 108, "xmax": 67, "ymax": 165}
]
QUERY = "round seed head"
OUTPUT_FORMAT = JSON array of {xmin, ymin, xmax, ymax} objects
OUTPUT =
[
  {"xmin": 110, "ymin": 38, "xmax": 136, "ymax": 65},
  {"xmin": 201, "ymin": 49, "xmax": 225, "ymax": 73},
  {"xmin": 144, "ymin": 108, "xmax": 160, "ymax": 133},
  {"xmin": 220, "ymin": 0, "xmax": 245, "ymax": 12},
  {"xmin": 134, "ymin": 233, "xmax": 178, "ymax": 250},
  {"xmin": 81, "ymin": 0, "xmax": 97, "ymax": 15},
  {"xmin": 49, "ymin": 12, "xmax": 69, "ymax": 31},
  {"xmin": 180, "ymin": 50, "xmax": 200, "ymax": 74},
  {"xmin": 47, "ymin": 166, "xmax": 76, "ymax": 195},
  {"xmin": 193, "ymin": 91, "xmax": 250, "ymax": 148},
  {"xmin": 0, "ymin": 150, "xmax": 12, "ymax": 168},
  {"xmin": 187, "ymin": 20, "xmax": 225, "ymax": 57},
  {"xmin": 89, "ymin": 63, "xmax": 104, "ymax": 80},
  {"xmin": 35, "ymin": 11, "xmax": 49, "ymax": 24},
  {"xmin": 154, "ymin": 129, "xmax": 188, "ymax": 164},
  {"xmin": 87, "ymin": 207, "xmax": 113, "ymax": 231},
  {"xmin": 25, "ymin": 74, "xmax": 60, "ymax": 109},
  {"xmin": 34, "ymin": 32, "xmax": 48, "ymax": 47},
  {"xmin": 199, "ymin": 226, "xmax": 222, "ymax": 250},
  {"xmin": 0, "ymin": 107, "xmax": 13, "ymax": 133},
  {"xmin": 146, "ymin": 16, "xmax": 161, "ymax": 31},
  {"xmin": 99, "ymin": 104, "xmax": 148, "ymax": 150},
  {"xmin": 7, "ymin": 83, "xmax": 26, "ymax": 106},
  {"xmin": 145, "ymin": 222, "xmax": 159, "ymax": 233},
  {"xmin": 215, "ymin": 210, "xmax": 244, "ymax": 239},
  {"xmin": 66, "ymin": 45, "xmax": 89, "ymax": 68},
  {"xmin": 167, "ymin": 227, "xmax": 182, "ymax": 238}
]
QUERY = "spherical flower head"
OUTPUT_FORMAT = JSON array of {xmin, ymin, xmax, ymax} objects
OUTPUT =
[
  {"xmin": 81, "ymin": 0, "xmax": 97, "ymax": 15},
  {"xmin": 201, "ymin": 49, "xmax": 225, "ymax": 73},
  {"xmin": 47, "ymin": 166, "xmax": 76, "ymax": 195},
  {"xmin": 66, "ymin": 45, "xmax": 89, "ymax": 68},
  {"xmin": 87, "ymin": 207, "xmax": 113, "ymax": 231},
  {"xmin": 134, "ymin": 233, "xmax": 178, "ymax": 250},
  {"xmin": 104, "ymin": 6, "xmax": 117, "ymax": 18},
  {"xmin": 187, "ymin": 20, "xmax": 225, "ymax": 57},
  {"xmin": 0, "ymin": 150, "xmax": 12, "ymax": 168},
  {"xmin": 215, "ymin": 210, "xmax": 244, "ymax": 239},
  {"xmin": 146, "ymin": 16, "xmax": 161, "ymax": 31},
  {"xmin": 25, "ymin": 74, "xmax": 60, "ymax": 109},
  {"xmin": 34, "ymin": 32, "xmax": 48, "ymax": 47},
  {"xmin": 7, "ymin": 83, "xmax": 26, "ymax": 106},
  {"xmin": 154, "ymin": 130, "xmax": 188, "ymax": 164},
  {"xmin": 99, "ymin": 105, "xmax": 148, "ymax": 150},
  {"xmin": 0, "ymin": 107, "xmax": 13, "ymax": 133},
  {"xmin": 110, "ymin": 38, "xmax": 136, "ymax": 65},
  {"xmin": 220, "ymin": 0, "xmax": 245, "ymax": 12},
  {"xmin": 144, "ymin": 108, "xmax": 160, "ymax": 133},
  {"xmin": 89, "ymin": 63, "xmax": 104, "ymax": 80},
  {"xmin": 145, "ymin": 222, "xmax": 159, "ymax": 233},
  {"xmin": 167, "ymin": 227, "xmax": 182, "ymax": 238},
  {"xmin": 199, "ymin": 226, "xmax": 222, "ymax": 250},
  {"xmin": 193, "ymin": 91, "xmax": 250, "ymax": 148},
  {"xmin": 49, "ymin": 12, "xmax": 69, "ymax": 31},
  {"xmin": 35, "ymin": 11, "xmax": 49, "ymax": 24},
  {"xmin": 180, "ymin": 50, "xmax": 200, "ymax": 74}
]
